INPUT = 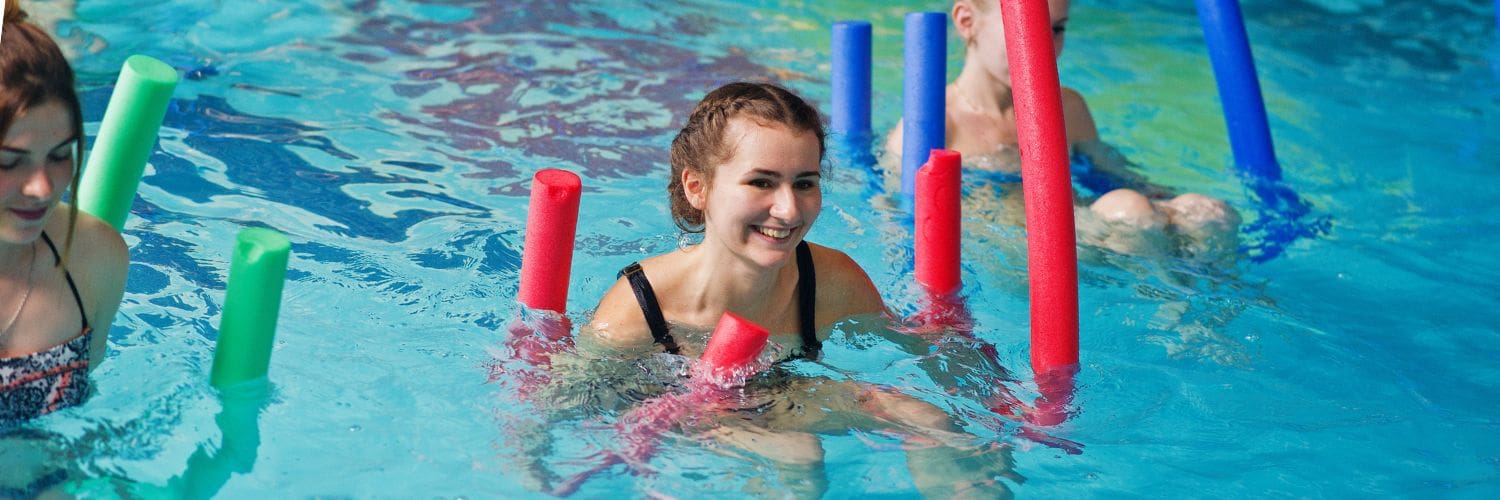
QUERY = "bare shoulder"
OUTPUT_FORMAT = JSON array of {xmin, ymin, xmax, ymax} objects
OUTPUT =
[
  {"xmin": 49, "ymin": 208, "xmax": 128, "ymax": 305},
  {"xmin": 49, "ymin": 208, "xmax": 128, "ymax": 361},
  {"xmin": 1059, "ymin": 86, "xmax": 1092, "ymax": 111},
  {"xmin": 66, "ymin": 209, "xmax": 129, "ymax": 271},
  {"xmin": 585, "ymin": 269, "xmax": 654, "ymax": 350},
  {"xmin": 1060, "ymin": 86, "xmax": 1099, "ymax": 142},
  {"xmin": 807, "ymin": 243, "xmax": 884, "ymax": 323}
]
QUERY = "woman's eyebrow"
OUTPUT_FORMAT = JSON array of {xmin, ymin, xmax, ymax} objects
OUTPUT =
[
  {"xmin": 0, "ymin": 135, "xmax": 79, "ymax": 155},
  {"xmin": 747, "ymin": 169, "xmax": 822, "ymax": 178},
  {"xmin": 49, "ymin": 135, "xmax": 80, "ymax": 151}
]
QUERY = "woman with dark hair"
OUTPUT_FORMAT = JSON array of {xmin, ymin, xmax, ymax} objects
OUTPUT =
[{"xmin": 0, "ymin": 0, "xmax": 129, "ymax": 426}]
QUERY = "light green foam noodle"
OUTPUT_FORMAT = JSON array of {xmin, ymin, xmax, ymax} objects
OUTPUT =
[
  {"xmin": 210, "ymin": 228, "xmax": 291, "ymax": 389},
  {"xmin": 77, "ymin": 55, "xmax": 179, "ymax": 230}
]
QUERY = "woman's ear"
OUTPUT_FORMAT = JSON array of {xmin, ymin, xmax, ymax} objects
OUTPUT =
[
  {"xmin": 683, "ymin": 167, "xmax": 707, "ymax": 210},
  {"xmin": 953, "ymin": 2, "xmax": 976, "ymax": 43}
]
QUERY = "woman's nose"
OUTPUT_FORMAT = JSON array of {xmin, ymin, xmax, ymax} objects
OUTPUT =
[
  {"xmin": 20, "ymin": 165, "xmax": 56, "ymax": 200},
  {"xmin": 769, "ymin": 186, "xmax": 799, "ymax": 220}
]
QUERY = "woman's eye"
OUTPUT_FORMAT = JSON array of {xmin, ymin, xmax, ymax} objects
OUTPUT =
[
  {"xmin": 793, "ymin": 180, "xmax": 819, "ymax": 190},
  {"xmin": 749, "ymin": 179, "xmax": 773, "ymax": 188},
  {"xmin": 0, "ymin": 156, "xmax": 19, "ymax": 170},
  {"xmin": 47, "ymin": 151, "xmax": 73, "ymax": 164},
  {"xmin": 1052, "ymin": 25, "xmax": 1066, "ymax": 35}
]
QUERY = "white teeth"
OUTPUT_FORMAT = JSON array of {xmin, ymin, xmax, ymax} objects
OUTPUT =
[{"xmin": 756, "ymin": 226, "xmax": 792, "ymax": 239}]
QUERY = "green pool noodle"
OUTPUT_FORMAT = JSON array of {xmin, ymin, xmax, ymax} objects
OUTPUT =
[
  {"xmin": 77, "ymin": 55, "xmax": 179, "ymax": 231},
  {"xmin": 171, "ymin": 379, "xmax": 269, "ymax": 499},
  {"xmin": 210, "ymin": 228, "xmax": 291, "ymax": 388}
]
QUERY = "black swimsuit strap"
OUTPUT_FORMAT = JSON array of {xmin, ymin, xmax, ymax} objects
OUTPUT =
[
  {"xmin": 39, "ymin": 231, "xmax": 90, "ymax": 330},
  {"xmin": 621, "ymin": 242, "xmax": 818, "ymax": 360},
  {"xmin": 619, "ymin": 262, "xmax": 678, "ymax": 355},
  {"xmin": 795, "ymin": 241, "xmax": 820, "ymax": 359}
]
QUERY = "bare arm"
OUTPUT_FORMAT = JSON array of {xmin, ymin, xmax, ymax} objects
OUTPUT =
[{"xmin": 71, "ymin": 209, "xmax": 127, "ymax": 369}]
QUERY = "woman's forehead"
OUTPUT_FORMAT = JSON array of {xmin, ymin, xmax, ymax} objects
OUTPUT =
[{"xmin": 2, "ymin": 100, "xmax": 76, "ymax": 150}]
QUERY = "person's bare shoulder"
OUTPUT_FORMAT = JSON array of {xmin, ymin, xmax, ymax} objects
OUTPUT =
[
  {"xmin": 54, "ymin": 209, "xmax": 127, "ymax": 320},
  {"xmin": 586, "ymin": 269, "xmax": 655, "ymax": 350},
  {"xmin": 50, "ymin": 208, "xmax": 127, "ymax": 363},
  {"xmin": 1060, "ymin": 86, "xmax": 1099, "ymax": 143},
  {"xmin": 807, "ymin": 243, "xmax": 885, "ymax": 326}
]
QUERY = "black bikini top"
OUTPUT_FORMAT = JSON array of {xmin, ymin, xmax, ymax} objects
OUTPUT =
[{"xmin": 618, "ymin": 241, "xmax": 819, "ymax": 360}]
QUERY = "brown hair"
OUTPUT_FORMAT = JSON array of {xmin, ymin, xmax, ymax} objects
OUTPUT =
[
  {"xmin": 2, "ymin": 0, "xmax": 86, "ymax": 265},
  {"xmin": 667, "ymin": 82, "xmax": 825, "ymax": 233}
]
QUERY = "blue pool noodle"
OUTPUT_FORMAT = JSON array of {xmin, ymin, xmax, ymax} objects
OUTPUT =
[
  {"xmin": 1195, "ymin": 0, "xmax": 1280, "ymax": 181},
  {"xmin": 902, "ymin": 12, "xmax": 947, "ymax": 196},
  {"xmin": 832, "ymin": 21, "xmax": 872, "ymax": 140}
]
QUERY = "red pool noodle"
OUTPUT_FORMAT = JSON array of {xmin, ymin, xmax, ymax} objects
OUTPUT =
[
  {"xmin": 1000, "ymin": 0, "xmax": 1079, "ymax": 374},
  {"xmin": 551, "ymin": 312, "xmax": 771, "ymax": 496},
  {"xmin": 518, "ymin": 169, "xmax": 582, "ymax": 314},
  {"xmin": 915, "ymin": 149, "xmax": 962, "ymax": 297},
  {"xmin": 694, "ymin": 311, "xmax": 771, "ymax": 384}
]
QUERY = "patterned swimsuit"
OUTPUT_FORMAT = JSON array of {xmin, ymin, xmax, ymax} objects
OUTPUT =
[{"xmin": 0, "ymin": 231, "xmax": 92, "ymax": 427}]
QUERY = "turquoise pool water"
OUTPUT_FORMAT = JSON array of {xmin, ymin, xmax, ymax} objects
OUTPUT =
[{"xmin": 5, "ymin": 0, "xmax": 1498, "ymax": 497}]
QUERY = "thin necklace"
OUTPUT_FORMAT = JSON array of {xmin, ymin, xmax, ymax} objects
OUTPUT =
[{"xmin": 0, "ymin": 241, "xmax": 38, "ymax": 339}]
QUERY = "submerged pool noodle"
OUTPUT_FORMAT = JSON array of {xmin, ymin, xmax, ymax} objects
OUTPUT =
[
  {"xmin": 832, "ymin": 21, "xmax": 872, "ymax": 139},
  {"xmin": 550, "ymin": 312, "xmax": 768, "ymax": 496},
  {"xmin": 77, "ymin": 55, "xmax": 179, "ymax": 231},
  {"xmin": 1195, "ymin": 0, "xmax": 1281, "ymax": 181},
  {"xmin": 696, "ymin": 311, "xmax": 771, "ymax": 382},
  {"xmin": 915, "ymin": 149, "xmax": 962, "ymax": 297},
  {"xmin": 210, "ymin": 228, "xmax": 291, "ymax": 388},
  {"xmin": 901, "ymin": 12, "xmax": 947, "ymax": 196},
  {"xmin": 1000, "ymin": 0, "xmax": 1079, "ymax": 374}
]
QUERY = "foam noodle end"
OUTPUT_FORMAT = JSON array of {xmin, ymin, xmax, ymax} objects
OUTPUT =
[
  {"xmin": 694, "ymin": 312, "xmax": 770, "ymax": 383},
  {"xmin": 518, "ymin": 168, "xmax": 583, "ymax": 313},
  {"xmin": 915, "ymin": 148, "xmax": 962, "ymax": 296},
  {"xmin": 211, "ymin": 228, "xmax": 291, "ymax": 389}
]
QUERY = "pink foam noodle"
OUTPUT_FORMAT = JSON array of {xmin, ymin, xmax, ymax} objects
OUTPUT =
[
  {"xmin": 519, "ymin": 169, "xmax": 582, "ymax": 314},
  {"xmin": 915, "ymin": 149, "xmax": 963, "ymax": 297},
  {"xmin": 999, "ymin": 0, "xmax": 1079, "ymax": 377},
  {"xmin": 694, "ymin": 311, "xmax": 771, "ymax": 384},
  {"xmin": 550, "ymin": 313, "xmax": 771, "ymax": 496},
  {"xmin": 504, "ymin": 313, "xmax": 573, "ymax": 368}
]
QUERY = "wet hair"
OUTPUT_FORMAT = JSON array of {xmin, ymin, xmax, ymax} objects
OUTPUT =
[
  {"xmin": 1, "ymin": 0, "xmax": 86, "ymax": 264},
  {"xmin": 667, "ymin": 82, "xmax": 825, "ymax": 233}
]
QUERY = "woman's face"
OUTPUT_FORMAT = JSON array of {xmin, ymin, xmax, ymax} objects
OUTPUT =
[
  {"xmin": 0, "ymin": 99, "xmax": 77, "ymax": 245},
  {"xmin": 966, "ymin": 0, "xmax": 1072, "ymax": 84},
  {"xmin": 685, "ymin": 117, "xmax": 822, "ymax": 269}
]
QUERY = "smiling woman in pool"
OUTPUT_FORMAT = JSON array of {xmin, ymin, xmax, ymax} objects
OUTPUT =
[
  {"xmin": 589, "ymin": 82, "xmax": 882, "ymax": 356},
  {"xmin": 582, "ymin": 82, "xmax": 1015, "ymax": 498},
  {"xmin": 1, "ymin": 0, "xmax": 129, "ymax": 426}
]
